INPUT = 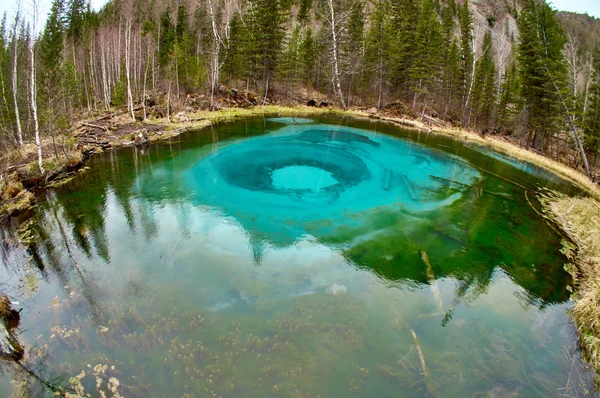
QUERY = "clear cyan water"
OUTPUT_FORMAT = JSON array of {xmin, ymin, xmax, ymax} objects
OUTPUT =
[{"xmin": 0, "ymin": 116, "xmax": 597, "ymax": 397}]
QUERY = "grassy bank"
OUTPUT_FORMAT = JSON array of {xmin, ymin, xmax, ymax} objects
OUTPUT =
[{"xmin": 542, "ymin": 195, "xmax": 600, "ymax": 370}]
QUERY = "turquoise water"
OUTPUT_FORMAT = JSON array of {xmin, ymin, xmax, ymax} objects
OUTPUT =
[{"xmin": 0, "ymin": 116, "xmax": 597, "ymax": 397}]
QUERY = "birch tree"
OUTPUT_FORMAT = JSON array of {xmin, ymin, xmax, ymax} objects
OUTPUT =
[
  {"xmin": 326, "ymin": 0, "xmax": 347, "ymax": 109},
  {"xmin": 30, "ymin": 0, "xmax": 44, "ymax": 174}
]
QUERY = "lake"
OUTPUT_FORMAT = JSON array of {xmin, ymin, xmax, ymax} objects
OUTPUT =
[{"xmin": 0, "ymin": 115, "xmax": 596, "ymax": 397}]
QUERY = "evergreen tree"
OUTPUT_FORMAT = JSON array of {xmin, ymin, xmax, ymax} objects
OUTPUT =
[
  {"xmin": 498, "ymin": 60, "xmax": 521, "ymax": 124},
  {"xmin": 158, "ymin": 9, "xmax": 175, "ymax": 67},
  {"xmin": 0, "ymin": 13, "xmax": 15, "ymax": 142},
  {"xmin": 248, "ymin": 0, "xmax": 287, "ymax": 97},
  {"xmin": 223, "ymin": 15, "xmax": 249, "ymax": 84},
  {"xmin": 66, "ymin": 0, "xmax": 88, "ymax": 42},
  {"xmin": 441, "ymin": 38, "xmax": 462, "ymax": 118},
  {"xmin": 281, "ymin": 25, "xmax": 301, "ymax": 93},
  {"xmin": 299, "ymin": 27, "xmax": 317, "ymax": 88},
  {"xmin": 365, "ymin": 0, "xmax": 392, "ymax": 108},
  {"xmin": 390, "ymin": 0, "xmax": 417, "ymax": 92},
  {"xmin": 410, "ymin": 0, "xmax": 443, "ymax": 110},
  {"xmin": 298, "ymin": 0, "xmax": 312, "ymax": 24},
  {"xmin": 518, "ymin": 0, "xmax": 569, "ymax": 149},
  {"xmin": 470, "ymin": 30, "xmax": 497, "ymax": 131},
  {"xmin": 343, "ymin": 0, "xmax": 365, "ymax": 105},
  {"xmin": 458, "ymin": 0, "xmax": 474, "ymax": 110},
  {"xmin": 584, "ymin": 52, "xmax": 600, "ymax": 158},
  {"xmin": 40, "ymin": 0, "xmax": 65, "ymax": 74}
]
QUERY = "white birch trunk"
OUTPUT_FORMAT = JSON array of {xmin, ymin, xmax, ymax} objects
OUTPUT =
[
  {"xmin": 328, "ymin": 0, "xmax": 346, "ymax": 110},
  {"xmin": 125, "ymin": 19, "xmax": 135, "ymax": 120},
  {"xmin": 30, "ymin": 1, "xmax": 44, "ymax": 174}
]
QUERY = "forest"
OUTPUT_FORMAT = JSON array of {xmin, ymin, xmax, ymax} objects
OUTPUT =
[{"xmin": 0, "ymin": 0, "xmax": 599, "ymax": 181}]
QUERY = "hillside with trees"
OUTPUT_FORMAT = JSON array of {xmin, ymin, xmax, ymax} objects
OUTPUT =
[{"xmin": 0, "ymin": 0, "xmax": 600, "ymax": 186}]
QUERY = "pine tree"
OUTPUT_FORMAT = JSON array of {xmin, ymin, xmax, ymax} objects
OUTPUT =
[
  {"xmin": 470, "ymin": 30, "xmax": 497, "ymax": 131},
  {"xmin": 0, "ymin": 14, "xmax": 15, "ymax": 143},
  {"xmin": 343, "ymin": 1, "xmax": 365, "ymax": 106},
  {"xmin": 66, "ymin": 0, "xmax": 88, "ymax": 43},
  {"xmin": 298, "ymin": 0, "xmax": 312, "ymax": 24},
  {"xmin": 299, "ymin": 27, "xmax": 317, "ymax": 89},
  {"xmin": 498, "ymin": 60, "xmax": 521, "ymax": 125},
  {"xmin": 390, "ymin": 0, "xmax": 417, "ymax": 92},
  {"xmin": 584, "ymin": 52, "xmax": 600, "ymax": 159},
  {"xmin": 439, "ymin": 3, "xmax": 461, "ymax": 118},
  {"xmin": 441, "ymin": 38, "xmax": 462, "ymax": 118},
  {"xmin": 158, "ymin": 9, "xmax": 175, "ymax": 67},
  {"xmin": 281, "ymin": 25, "xmax": 301, "ymax": 94},
  {"xmin": 223, "ymin": 15, "xmax": 247, "ymax": 83},
  {"xmin": 248, "ymin": 0, "xmax": 287, "ymax": 99},
  {"xmin": 410, "ymin": 0, "xmax": 443, "ymax": 111},
  {"xmin": 518, "ymin": 0, "xmax": 569, "ymax": 150},
  {"xmin": 458, "ymin": 0, "xmax": 474, "ymax": 112},
  {"xmin": 39, "ymin": 0, "xmax": 65, "ymax": 75},
  {"xmin": 365, "ymin": 0, "xmax": 392, "ymax": 108}
]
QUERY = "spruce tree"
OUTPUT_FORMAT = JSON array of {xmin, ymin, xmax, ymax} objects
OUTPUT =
[
  {"xmin": 498, "ymin": 60, "xmax": 521, "ymax": 124},
  {"xmin": 584, "ymin": 52, "xmax": 600, "ymax": 158},
  {"xmin": 344, "ymin": 1, "xmax": 365, "ymax": 105},
  {"xmin": 470, "ymin": 30, "xmax": 497, "ymax": 131},
  {"xmin": 299, "ymin": 28, "xmax": 317, "ymax": 88},
  {"xmin": 365, "ymin": 0, "xmax": 392, "ymax": 108},
  {"xmin": 458, "ymin": 0, "xmax": 474, "ymax": 111},
  {"xmin": 518, "ymin": 0, "xmax": 569, "ymax": 150},
  {"xmin": 441, "ymin": 38, "xmax": 462, "ymax": 119},
  {"xmin": 410, "ymin": 0, "xmax": 443, "ymax": 111},
  {"xmin": 390, "ymin": 0, "xmax": 417, "ymax": 92},
  {"xmin": 223, "ymin": 15, "xmax": 248, "ymax": 84},
  {"xmin": 248, "ymin": 0, "xmax": 287, "ymax": 98},
  {"xmin": 40, "ymin": 0, "xmax": 65, "ymax": 74}
]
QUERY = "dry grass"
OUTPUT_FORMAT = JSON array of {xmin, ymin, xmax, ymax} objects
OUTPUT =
[
  {"xmin": 0, "ymin": 295, "xmax": 11, "ymax": 319},
  {"xmin": 543, "ymin": 195, "xmax": 600, "ymax": 369}
]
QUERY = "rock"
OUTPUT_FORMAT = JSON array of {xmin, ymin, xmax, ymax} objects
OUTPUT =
[
  {"xmin": 175, "ymin": 111, "xmax": 190, "ymax": 123},
  {"xmin": 307, "ymin": 99, "xmax": 317, "ymax": 107},
  {"xmin": 327, "ymin": 282, "xmax": 347, "ymax": 296},
  {"xmin": 133, "ymin": 129, "xmax": 149, "ymax": 146},
  {"xmin": 144, "ymin": 95, "xmax": 156, "ymax": 107}
]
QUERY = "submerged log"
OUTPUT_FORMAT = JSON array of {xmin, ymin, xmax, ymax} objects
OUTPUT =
[
  {"xmin": 383, "ymin": 168, "xmax": 392, "ymax": 191},
  {"xmin": 419, "ymin": 251, "xmax": 444, "ymax": 315},
  {"xmin": 401, "ymin": 174, "xmax": 418, "ymax": 200},
  {"xmin": 0, "ymin": 321, "xmax": 23, "ymax": 361},
  {"xmin": 410, "ymin": 329, "xmax": 439, "ymax": 398},
  {"xmin": 0, "ymin": 295, "xmax": 23, "ymax": 361}
]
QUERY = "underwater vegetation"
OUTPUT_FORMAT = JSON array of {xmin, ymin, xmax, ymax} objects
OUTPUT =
[{"xmin": 0, "ymin": 115, "xmax": 597, "ymax": 397}]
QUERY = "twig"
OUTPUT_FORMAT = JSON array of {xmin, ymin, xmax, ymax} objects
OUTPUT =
[{"xmin": 397, "ymin": 345, "xmax": 414, "ymax": 364}]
